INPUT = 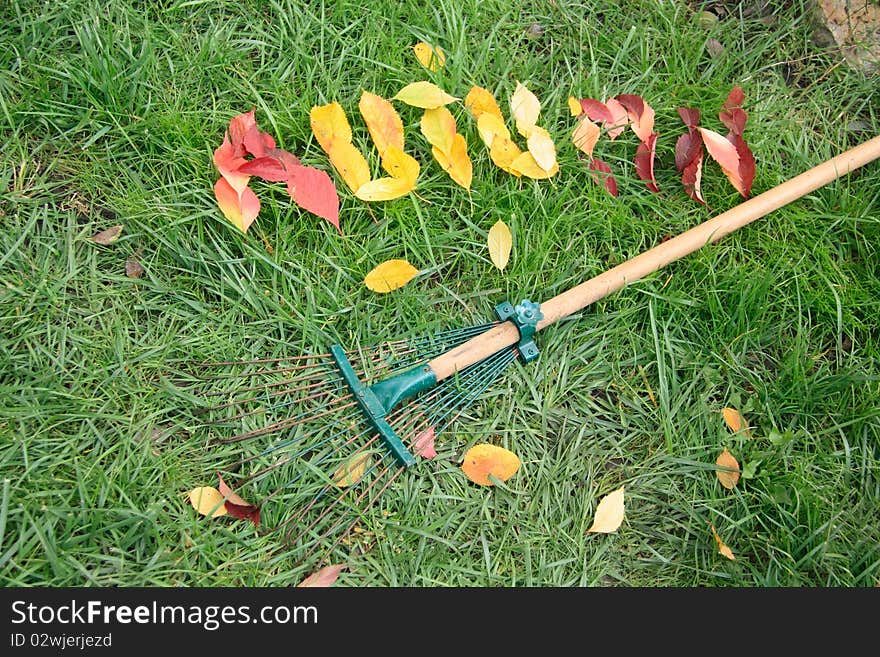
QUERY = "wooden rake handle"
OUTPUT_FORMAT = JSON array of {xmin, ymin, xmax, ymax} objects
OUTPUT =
[{"xmin": 429, "ymin": 134, "xmax": 880, "ymax": 382}]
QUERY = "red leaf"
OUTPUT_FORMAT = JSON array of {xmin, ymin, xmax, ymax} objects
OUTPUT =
[
  {"xmin": 589, "ymin": 158, "xmax": 618, "ymax": 197},
  {"xmin": 675, "ymin": 130, "xmax": 703, "ymax": 172},
  {"xmin": 728, "ymin": 133, "xmax": 755, "ymax": 198},
  {"xmin": 238, "ymin": 156, "xmax": 289, "ymax": 182},
  {"xmin": 297, "ymin": 564, "xmax": 345, "ymax": 587},
  {"xmin": 634, "ymin": 132, "xmax": 659, "ymax": 192},
  {"xmin": 616, "ymin": 94, "xmax": 655, "ymax": 143},
  {"xmin": 213, "ymin": 134, "xmax": 250, "ymax": 194},
  {"xmin": 243, "ymin": 123, "xmax": 276, "ymax": 157},
  {"xmin": 720, "ymin": 86, "xmax": 747, "ymax": 136},
  {"xmin": 228, "ymin": 110, "xmax": 257, "ymax": 156},
  {"xmin": 615, "ymin": 93, "xmax": 644, "ymax": 119},
  {"xmin": 217, "ymin": 472, "xmax": 261, "ymax": 527},
  {"xmin": 579, "ymin": 98, "xmax": 614, "ymax": 124},
  {"xmin": 413, "ymin": 426, "xmax": 437, "ymax": 459},
  {"xmin": 698, "ymin": 127, "xmax": 746, "ymax": 196},
  {"xmin": 681, "ymin": 154, "xmax": 707, "ymax": 205},
  {"xmin": 286, "ymin": 165, "xmax": 341, "ymax": 233},
  {"xmin": 677, "ymin": 107, "xmax": 701, "ymax": 129},
  {"xmin": 603, "ymin": 97, "xmax": 629, "ymax": 140}
]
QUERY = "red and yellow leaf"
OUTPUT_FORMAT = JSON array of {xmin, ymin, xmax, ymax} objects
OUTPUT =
[
  {"xmin": 572, "ymin": 117, "xmax": 600, "ymax": 158},
  {"xmin": 359, "ymin": 90, "xmax": 405, "ymax": 157},
  {"xmin": 213, "ymin": 177, "xmax": 259, "ymax": 233},
  {"xmin": 363, "ymin": 259, "xmax": 419, "ymax": 292},
  {"xmin": 188, "ymin": 486, "xmax": 227, "ymax": 518},
  {"xmin": 217, "ymin": 473, "xmax": 260, "ymax": 527},
  {"xmin": 586, "ymin": 485, "xmax": 625, "ymax": 533},
  {"xmin": 393, "ymin": 81, "xmax": 459, "ymax": 109},
  {"xmin": 461, "ymin": 443, "xmax": 521, "ymax": 486},
  {"xmin": 715, "ymin": 448, "xmax": 741, "ymax": 490},
  {"xmin": 213, "ymin": 134, "xmax": 250, "ymax": 194},
  {"xmin": 698, "ymin": 127, "xmax": 746, "ymax": 196}
]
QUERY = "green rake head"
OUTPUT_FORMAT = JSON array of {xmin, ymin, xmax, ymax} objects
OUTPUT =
[{"xmin": 185, "ymin": 321, "xmax": 521, "ymax": 564}]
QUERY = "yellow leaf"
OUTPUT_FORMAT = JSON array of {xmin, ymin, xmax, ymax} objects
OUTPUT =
[
  {"xmin": 586, "ymin": 485, "xmax": 625, "ymax": 533},
  {"xmin": 310, "ymin": 101, "xmax": 353, "ymax": 153},
  {"xmin": 710, "ymin": 523, "xmax": 736, "ymax": 560},
  {"xmin": 431, "ymin": 133, "xmax": 472, "ymax": 189},
  {"xmin": 476, "ymin": 112, "xmax": 510, "ymax": 148},
  {"xmin": 332, "ymin": 453, "xmax": 372, "ymax": 487},
  {"xmin": 328, "ymin": 141, "xmax": 371, "ymax": 193},
  {"xmin": 380, "ymin": 147, "xmax": 420, "ymax": 185},
  {"xmin": 526, "ymin": 126, "xmax": 556, "ymax": 172},
  {"xmin": 489, "ymin": 135, "xmax": 522, "ymax": 175},
  {"xmin": 355, "ymin": 176, "xmax": 416, "ymax": 202},
  {"xmin": 510, "ymin": 81, "xmax": 541, "ymax": 137},
  {"xmin": 413, "ymin": 42, "xmax": 445, "ymax": 71},
  {"xmin": 572, "ymin": 117, "xmax": 600, "ymax": 158},
  {"xmin": 363, "ymin": 259, "xmax": 419, "ymax": 293},
  {"xmin": 509, "ymin": 151, "xmax": 558, "ymax": 179},
  {"xmin": 487, "ymin": 219, "xmax": 512, "ymax": 271},
  {"xmin": 722, "ymin": 407, "xmax": 749, "ymax": 435},
  {"xmin": 567, "ymin": 96, "xmax": 582, "ymax": 116},
  {"xmin": 461, "ymin": 443, "xmax": 521, "ymax": 486},
  {"xmin": 420, "ymin": 106, "xmax": 457, "ymax": 156},
  {"xmin": 464, "ymin": 85, "xmax": 503, "ymax": 120},
  {"xmin": 188, "ymin": 486, "xmax": 228, "ymax": 518},
  {"xmin": 359, "ymin": 90, "xmax": 404, "ymax": 157},
  {"xmin": 393, "ymin": 81, "xmax": 459, "ymax": 109},
  {"xmin": 715, "ymin": 448, "xmax": 741, "ymax": 490}
]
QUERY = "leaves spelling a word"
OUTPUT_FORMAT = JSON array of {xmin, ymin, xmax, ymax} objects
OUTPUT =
[
  {"xmin": 710, "ymin": 523, "xmax": 736, "ymax": 560},
  {"xmin": 412, "ymin": 42, "xmax": 445, "ymax": 71},
  {"xmin": 364, "ymin": 259, "xmax": 419, "ymax": 293},
  {"xmin": 297, "ymin": 564, "xmax": 346, "ymax": 587},
  {"xmin": 715, "ymin": 448, "xmax": 741, "ymax": 490},
  {"xmin": 461, "ymin": 443, "xmax": 521, "ymax": 486},
  {"xmin": 487, "ymin": 219, "xmax": 512, "ymax": 271},
  {"xmin": 586, "ymin": 485, "xmax": 625, "ymax": 533},
  {"xmin": 332, "ymin": 453, "xmax": 373, "ymax": 487}
]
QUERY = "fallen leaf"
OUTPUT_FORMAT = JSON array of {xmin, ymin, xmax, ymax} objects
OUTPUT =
[
  {"xmin": 477, "ymin": 112, "xmax": 511, "ymax": 148},
  {"xmin": 579, "ymin": 97, "xmax": 614, "ymax": 124},
  {"xmin": 589, "ymin": 158, "xmax": 618, "ymax": 196},
  {"xmin": 237, "ymin": 156, "xmax": 290, "ymax": 182},
  {"xmin": 328, "ymin": 141, "xmax": 372, "ymax": 193},
  {"xmin": 510, "ymin": 81, "xmax": 541, "ymax": 138},
  {"xmin": 310, "ymin": 101, "xmax": 353, "ymax": 152},
  {"xmin": 719, "ymin": 86, "xmax": 747, "ymax": 136},
  {"xmin": 698, "ymin": 126, "xmax": 745, "ymax": 196},
  {"xmin": 332, "ymin": 452, "xmax": 373, "ymax": 487},
  {"xmin": 363, "ymin": 259, "xmax": 419, "ymax": 293},
  {"xmin": 461, "ymin": 443, "xmax": 521, "ymax": 486},
  {"xmin": 572, "ymin": 117, "xmax": 600, "ymax": 158},
  {"xmin": 125, "ymin": 258, "xmax": 145, "ymax": 279},
  {"xmin": 355, "ymin": 175, "xmax": 416, "ymax": 202},
  {"xmin": 359, "ymin": 90, "xmax": 405, "ymax": 157},
  {"xmin": 188, "ymin": 486, "xmax": 228, "ymax": 518},
  {"xmin": 634, "ymin": 132, "xmax": 659, "ymax": 192},
  {"xmin": 431, "ymin": 133, "xmax": 472, "ymax": 189},
  {"xmin": 488, "ymin": 135, "xmax": 523, "ymax": 175},
  {"xmin": 509, "ymin": 151, "xmax": 558, "ymax": 179},
  {"xmin": 616, "ymin": 94, "xmax": 655, "ymax": 143},
  {"xmin": 526, "ymin": 126, "xmax": 557, "ymax": 172},
  {"xmin": 286, "ymin": 165, "xmax": 341, "ymax": 233},
  {"xmin": 487, "ymin": 219, "xmax": 512, "ymax": 271},
  {"xmin": 464, "ymin": 85, "xmax": 503, "ymax": 120},
  {"xmin": 393, "ymin": 81, "xmax": 459, "ymax": 109},
  {"xmin": 217, "ymin": 473, "xmax": 261, "ymax": 526},
  {"xmin": 90, "ymin": 224, "xmax": 124, "ymax": 245},
  {"xmin": 213, "ymin": 178, "xmax": 260, "ymax": 233},
  {"xmin": 715, "ymin": 447, "xmax": 741, "ymax": 490},
  {"xmin": 710, "ymin": 523, "xmax": 736, "ymax": 560},
  {"xmin": 681, "ymin": 154, "xmax": 706, "ymax": 205},
  {"xmin": 297, "ymin": 564, "xmax": 345, "ymax": 587},
  {"xmin": 567, "ymin": 96, "xmax": 582, "ymax": 116},
  {"xmin": 420, "ymin": 106, "xmax": 457, "ymax": 156},
  {"xmin": 380, "ymin": 147, "xmax": 420, "ymax": 185},
  {"xmin": 586, "ymin": 485, "xmax": 625, "ymax": 533},
  {"xmin": 412, "ymin": 426, "xmax": 437, "ymax": 459},
  {"xmin": 213, "ymin": 134, "xmax": 251, "ymax": 194},
  {"xmin": 722, "ymin": 407, "xmax": 749, "ymax": 435},
  {"xmin": 413, "ymin": 42, "xmax": 445, "ymax": 71},
  {"xmin": 603, "ymin": 97, "xmax": 629, "ymax": 140},
  {"xmin": 728, "ymin": 132, "xmax": 755, "ymax": 199}
]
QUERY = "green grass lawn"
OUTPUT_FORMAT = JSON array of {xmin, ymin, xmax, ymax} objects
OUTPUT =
[{"xmin": 1, "ymin": 0, "xmax": 878, "ymax": 587}]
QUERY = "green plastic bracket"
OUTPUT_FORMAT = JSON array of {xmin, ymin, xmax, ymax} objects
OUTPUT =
[
  {"xmin": 331, "ymin": 345, "xmax": 437, "ymax": 468},
  {"xmin": 495, "ymin": 299, "xmax": 543, "ymax": 363}
]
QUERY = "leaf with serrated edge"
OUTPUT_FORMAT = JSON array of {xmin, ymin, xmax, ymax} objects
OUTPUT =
[
  {"xmin": 587, "ymin": 485, "xmax": 625, "ymax": 533},
  {"xmin": 413, "ymin": 42, "xmax": 445, "ymax": 71},
  {"xmin": 420, "ymin": 106, "xmax": 457, "ymax": 156},
  {"xmin": 509, "ymin": 151, "xmax": 558, "ymax": 179},
  {"xmin": 477, "ymin": 113, "xmax": 510, "ymax": 148},
  {"xmin": 487, "ymin": 219, "xmax": 512, "ymax": 271},
  {"xmin": 380, "ymin": 147, "xmax": 420, "ymax": 185},
  {"xmin": 715, "ymin": 448, "xmax": 740, "ymax": 489},
  {"xmin": 328, "ymin": 142, "xmax": 371, "ymax": 193},
  {"xmin": 359, "ymin": 90, "xmax": 404, "ymax": 157},
  {"xmin": 393, "ymin": 81, "xmax": 458, "ymax": 109},
  {"xmin": 310, "ymin": 101, "xmax": 353, "ymax": 153},
  {"xmin": 363, "ymin": 259, "xmax": 418, "ymax": 293},
  {"xmin": 431, "ymin": 133, "xmax": 472, "ymax": 189},
  {"xmin": 465, "ymin": 86, "xmax": 503, "ymax": 120},
  {"xmin": 572, "ymin": 117, "xmax": 600, "ymax": 158}
]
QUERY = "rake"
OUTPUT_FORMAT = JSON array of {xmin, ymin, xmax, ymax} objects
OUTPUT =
[{"xmin": 185, "ymin": 135, "xmax": 880, "ymax": 565}]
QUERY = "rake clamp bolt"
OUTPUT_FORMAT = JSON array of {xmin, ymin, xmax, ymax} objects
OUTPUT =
[{"xmin": 495, "ymin": 299, "xmax": 542, "ymax": 363}]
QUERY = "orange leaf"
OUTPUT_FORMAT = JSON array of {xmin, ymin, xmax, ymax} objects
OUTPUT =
[
  {"xmin": 510, "ymin": 81, "xmax": 541, "ymax": 137},
  {"xmin": 710, "ymin": 523, "xmax": 736, "ymax": 560},
  {"xmin": 697, "ymin": 127, "xmax": 745, "ymax": 195},
  {"xmin": 715, "ymin": 448, "xmax": 741, "ymax": 490},
  {"xmin": 297, "ymin": 564, "xmax": 345, "ymax": 587},
  {"xmin": 327, "ymin": 141, "xmax": 371, "ymax": 193},
  {"xmin": 461, "ymin": 443, "xmax": 521, "ymax": 486},
  {"xmin": 586, "ymin": 485, "xmax": 625, "ymax": 533},
  {"xmin": 509, "ymin": 151, "xmax": 558, "ymax": 179},
  {"xmin": 393, "ymin": 81, "xmax": 458, "ymax": 109},
  {"xmin": 286, "ymin": 165, "xmax": 341, "ymax": 233},
  {"xmin": 380, "ymin": 146, "xmax": 420, "ymax": 185},
  {"xmin": 572, "ymin": 117, "xmax": 600, "ymax": 158},
  {"xmin": 604, "ymin": 97, "xmax": 630, "ymax": 140},
  {"xmin": 309, "ymin": 101, "xmax": 353, "ymax": 153},
  {"xmin": 420, "ymin": 106, "xmax": 457, "ymax": 156},
  {"xmin": 464, "ymin": 85, "xmax": 503, "ymax": 121},
  {"xmin": 413, "ymin": 42, "xmax": 445, "ymax": 71},
  {"xmin": 431, "ymin": 133, "xmax": 472, "ymax": 189},
  {"xmin": 359, "ymin": 90, "xmax": 404, "ymax": 157},
  {"xmin": 722, "ymin": 407, "xmax": 749, "ymax": 435},
  {"xmin": 213, "ymin": 177, "xmax": 259, "ymax": 233},
  {"xmin": 363, "ymin": 258, "xmax": 419, "ymax": 292},
  {"xmin": 489, "ymin": 136, "xmax": 523, "ymax": 176}
]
